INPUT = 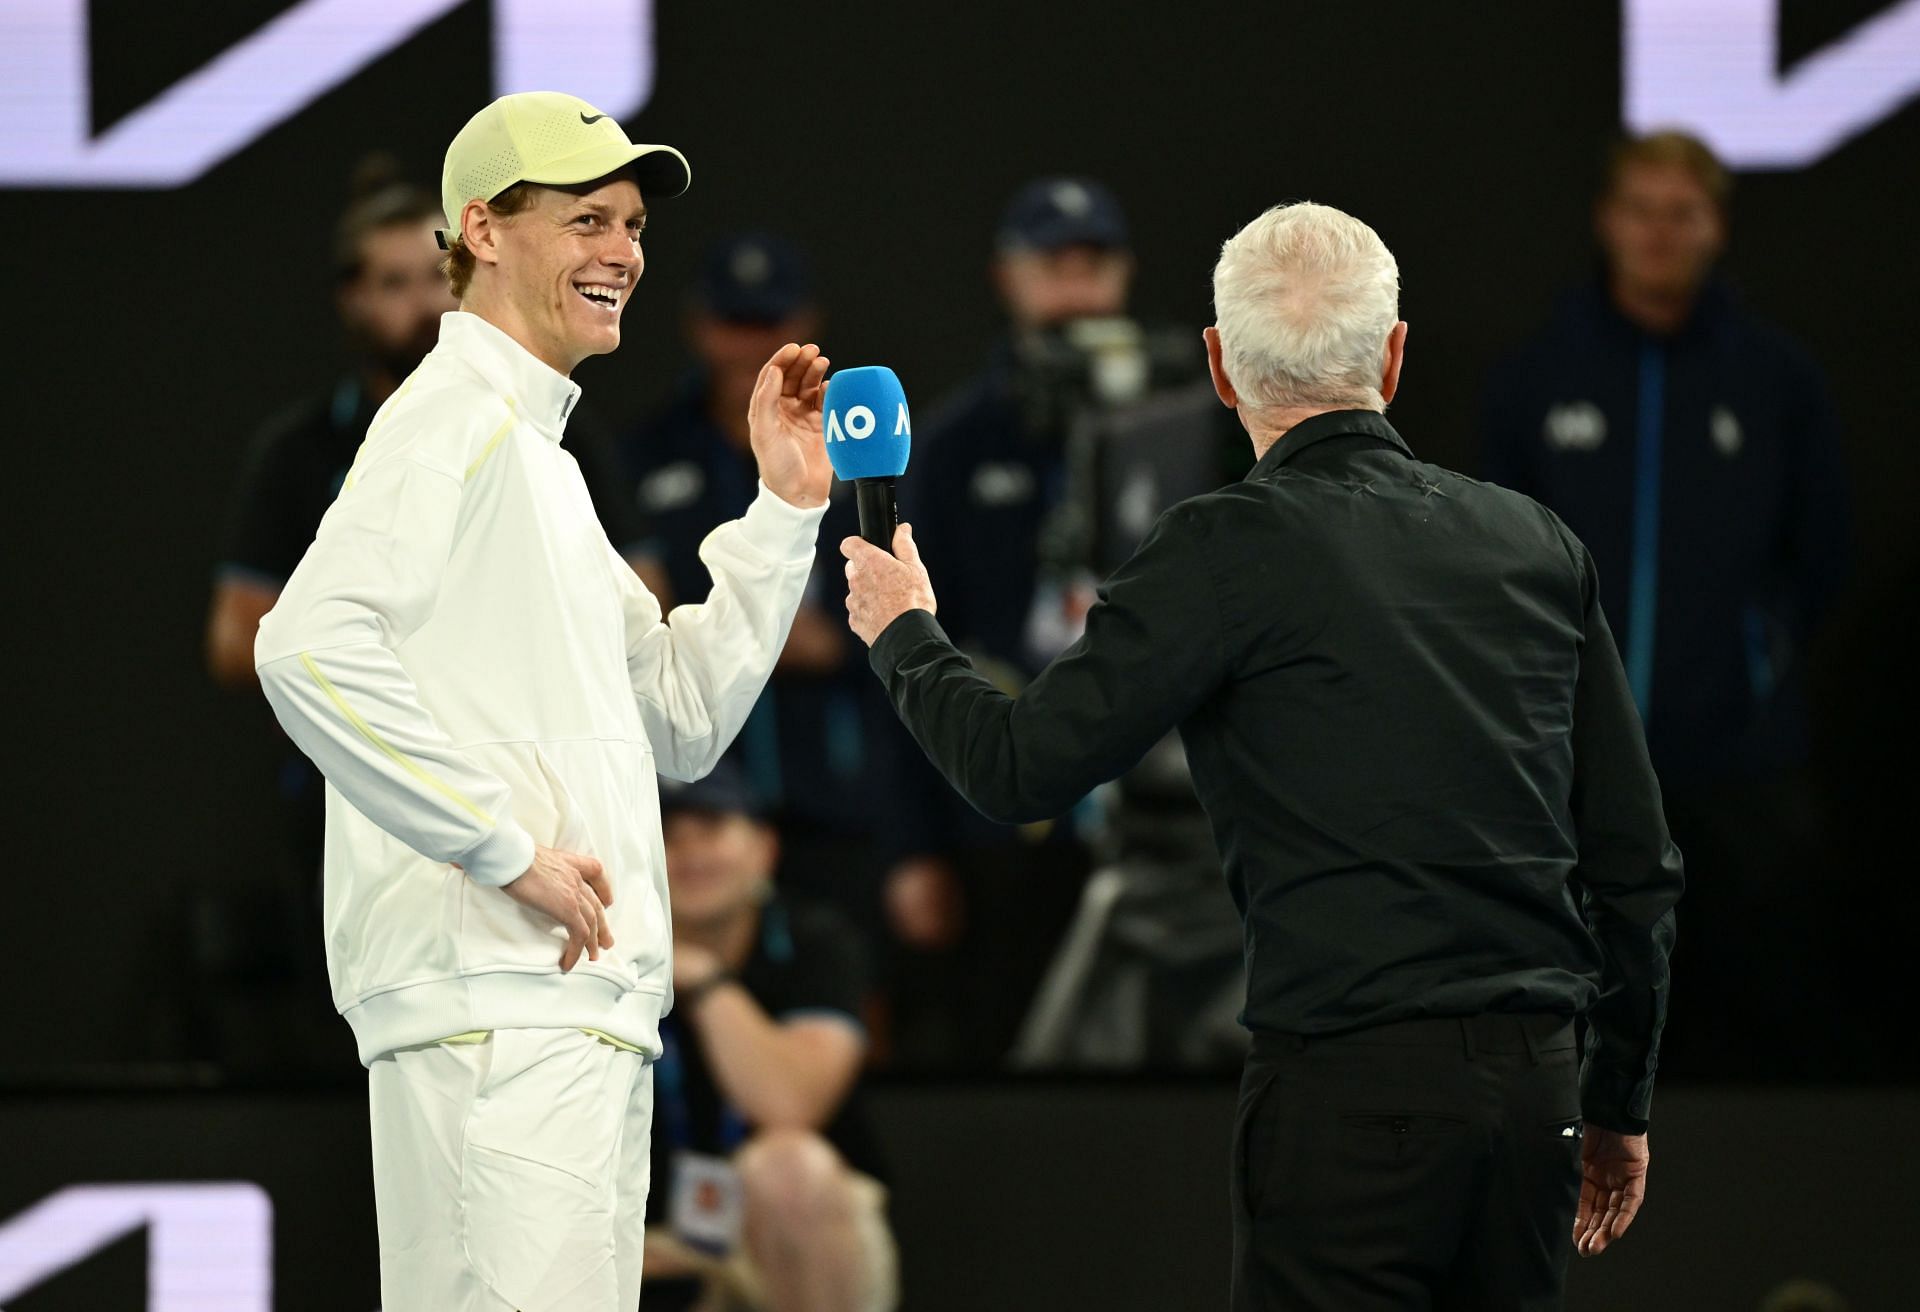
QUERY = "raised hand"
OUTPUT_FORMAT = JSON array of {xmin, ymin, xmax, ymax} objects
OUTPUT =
[
  {"xmin": 502, "ymin": 844, "xmax": 615, "ymax": 972},
  {"xmin": 749, "ymin": 342, "xmax": 832, "ymax": 509},
  {"xmin": 1573, "ymin": 1125, "xmax": 1650, "ymax": 1256}
]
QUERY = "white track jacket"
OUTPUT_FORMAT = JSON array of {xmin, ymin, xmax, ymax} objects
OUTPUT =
[{"xmin": 256, "ymin": 311, "xmax": 823, "ymax": 1065}]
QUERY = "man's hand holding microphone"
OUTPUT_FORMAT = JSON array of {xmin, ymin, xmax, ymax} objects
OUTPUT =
[{"xmin": 820, "ymin": 364, "xmax": 938, "ymax": 643}]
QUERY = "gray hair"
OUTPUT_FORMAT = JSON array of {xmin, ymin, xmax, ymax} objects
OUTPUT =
[{"xmin": 1211, "ymin": 202, "xmax": 1401, "ymax": 412}]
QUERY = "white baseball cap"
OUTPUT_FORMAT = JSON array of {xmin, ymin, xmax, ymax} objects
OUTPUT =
[{"xmin": 437, "ymin": 91, "xmax": 691, "ymax": 249}]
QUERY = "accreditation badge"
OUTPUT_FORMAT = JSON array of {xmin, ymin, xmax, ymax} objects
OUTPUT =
[{"xmin": 670, "ymin": 1150, "xmax": 745, "ymax": 1255}]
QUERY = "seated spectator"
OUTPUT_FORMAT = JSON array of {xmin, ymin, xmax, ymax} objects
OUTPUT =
[{"xmin": 644, "ymin": 764, "xmax": 897, "ymax": 1312}]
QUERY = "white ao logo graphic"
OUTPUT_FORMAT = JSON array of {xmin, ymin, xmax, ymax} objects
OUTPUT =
[
  {"xmin": 1544, "ymin": 402, "xmax": 1608, "ymax": 452},
  {"xmin": 0, "ymin": 0, "xmax": 657, "ymax": 186},
  {"xmin": 1710, "ymin": 405, "xmax": 1745, "ymax": 457},
  {"xmin": 2, "ymin": 2, "xmax": 1914, "ymax": 188},
  {"xmin": 825, "ymin": 403, "xmax": 911, "ymax": 443},
  {"xmin": 0, "ymin": 1182, "xmax": 273, "ymax": 1309},
  {"xmin": 1624, "ymin": 0, "xmax": 1920, "ymax": 168}
]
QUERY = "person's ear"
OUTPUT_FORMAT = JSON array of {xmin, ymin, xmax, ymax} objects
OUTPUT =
[
  {"xmin": 336, "ymin": 273, "xmax": 364, "ymax": 325},
  {"xmin": 1379, "ymin": 321, "xmax": 1409, "ymax": 406},
  {"xmin": 990, "ymin": 256, "xmax": 1013, "ymax": 308},
  {"xmin": 462, "ymin": 198, "xmax": 502, "ymax": 269},
  {"xmin": 1204, "ymin": 326, "xmax": 1237, "ymax": 410},
  {"xmin": 787, "ymin": 308, "xmax": 823, "ymax": 342},
  {"xmin": 1705, "ymin": 204, "xmax": 1729, "ymax": 261},
  {"xmin": 1593, "ymin": 194, "xmax": 1621, "ymax": 261},
  {"xmin": 754, "ymin": 824, "xmax": 780, "ymax": 881}
]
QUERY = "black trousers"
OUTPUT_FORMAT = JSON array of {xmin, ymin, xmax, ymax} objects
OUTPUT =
[{"xmin": 1230, "ymin": 1014, "xmax": 1582, "ymax": 1311}]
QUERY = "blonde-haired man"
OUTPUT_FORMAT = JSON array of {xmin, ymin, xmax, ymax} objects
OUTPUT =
[
  {"xmin": 255, "ymin": 91, "xmax": 833, "ymax": 1310},
  {"xmin": 1484, "ymin": 130, "xmax": 1848, "ymax": 1082},
  {"xmin": 844, "ymin": 202, "xmax": 1683, "ymax": 1309}
]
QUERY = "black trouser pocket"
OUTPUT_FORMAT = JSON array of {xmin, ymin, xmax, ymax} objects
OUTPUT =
[{"xmin": 1234, "ymin": 1068, "xmax": 1282, "ymax": 1217}]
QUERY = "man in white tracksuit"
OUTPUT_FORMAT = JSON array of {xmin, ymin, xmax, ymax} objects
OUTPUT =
[{"xmin": 254, "ymin": 91, "xmax": 834, "ymax": 1311}]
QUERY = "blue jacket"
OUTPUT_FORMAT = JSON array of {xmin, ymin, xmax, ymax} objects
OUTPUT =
[{"xmin": 1482, "ymin": 280, "xmax": 1848, "ymax": 783}]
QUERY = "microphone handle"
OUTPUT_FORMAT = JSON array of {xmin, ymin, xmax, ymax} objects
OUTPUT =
[{"xmin": 856, "ymin": 478, "xmax": 899, "ymax": 554}]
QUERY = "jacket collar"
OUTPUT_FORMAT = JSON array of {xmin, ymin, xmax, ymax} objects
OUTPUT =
[
  {"xmin": 1578, "ymin": 272, "xmax": 1734, "ymax": 346},
  {"xmin": 434, "ymin": 311, "xmax": 582, "ymax": 441},
  {"xmin": 1246, "ymin": 409, "xmax": 1412, "ymax": 481}
]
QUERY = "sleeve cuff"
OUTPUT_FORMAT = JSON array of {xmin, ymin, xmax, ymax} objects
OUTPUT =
[
  {"xmin": 1580, "ymin": 1064, "xmax": 1653, "ymax": 1135},
  {"xmin": 737, "ymin": 481, "xmax": 828, "ymax": 563},
  {"xmin": 869, "ymin": 608, "xmax": 950, "ymax": 679},
  {"xmin": 458, "ymin": 820, "xmax": 537, "ymax": 888}
]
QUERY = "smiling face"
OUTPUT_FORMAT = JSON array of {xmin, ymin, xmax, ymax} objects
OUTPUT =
[{"xmin": 470, "ymin": 175, "xmax": 648, "ymax": 373}]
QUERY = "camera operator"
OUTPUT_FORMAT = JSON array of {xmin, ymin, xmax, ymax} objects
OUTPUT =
[{"xmin": 884, "ymin": 177, "xmax": 1233, "ymax": 1067}]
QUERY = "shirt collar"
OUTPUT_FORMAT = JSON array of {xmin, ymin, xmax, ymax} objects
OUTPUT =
[
  {"xmin": 1246, "ymin": 408, "xmax": 1412, "ymax": 481},
  {"xmin": 434, "ymin": 310, "xmax": 583, "ymax": 441}
]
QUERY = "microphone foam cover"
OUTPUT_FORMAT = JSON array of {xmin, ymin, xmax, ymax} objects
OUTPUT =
[{"xmin": 823, "ymin": 366, "xmax": 911, "ymax": 480}]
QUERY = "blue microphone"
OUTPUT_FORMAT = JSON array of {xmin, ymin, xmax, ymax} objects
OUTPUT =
[{"xmin": 822, "ymin": 366, "xmax": 912, "ymax": 554}]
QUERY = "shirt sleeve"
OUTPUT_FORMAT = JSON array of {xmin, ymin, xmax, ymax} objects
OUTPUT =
[
  {"xmin": 252, "ymin": 401, "xmax": 536, "ymax": 887},
  {"xmin": 868, "ymin": 502, "xmax": 1232, "ymax": 825},
  {"xmin": 775, "ymin": 906, "xmax": 871, "ymax": 1032},
  {"xmin": 606, "ymin": 481, "xmax": 826, "ymax": 781},
  {"xmin": 1566, "ymin": 541, "xmax": 1685, "ymax": 1134},
  {"xmin": 218, "ymin": 412, "xmax": 314, "ymax": 586}
]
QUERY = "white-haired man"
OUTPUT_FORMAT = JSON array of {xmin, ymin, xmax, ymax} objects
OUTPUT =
[
  {"xmin": 842, "ymin": 202, "xmax": 1683, "ymax": 1309},
  {"xmin": 255, "ymin": 92, "xmax": 832, "ymax": 1310}
]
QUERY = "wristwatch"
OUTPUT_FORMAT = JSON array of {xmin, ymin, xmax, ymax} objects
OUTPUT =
[{"xmin": 679, "ymin": 968, "xmax": 735, "ymax": 1009}]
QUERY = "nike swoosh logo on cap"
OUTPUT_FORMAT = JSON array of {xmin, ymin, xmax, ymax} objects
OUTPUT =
[{"xmin": 580, "ymin": 112, "xmax": 607, "ymax": 124}]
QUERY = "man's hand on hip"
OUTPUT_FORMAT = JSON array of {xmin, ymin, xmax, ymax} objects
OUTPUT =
[
  {"xmin": 749, "ymin": 342, "xmax": 832, "ymax": 509},
  {"xmin": 502, "ymin": 845, "xmax": 615, "ymax": 972},
  {"xmin": 841, "ymin": 523, "xmax": 937, "ymax": 646},
  {"xmin": 1574, "ymin": 1126, "xmax": 1650, "ymax": 1256}
]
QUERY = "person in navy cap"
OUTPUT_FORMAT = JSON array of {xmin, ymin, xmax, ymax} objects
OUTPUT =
[
  {"xmin": 619, "ymin": 234, "xmax": 882, "ymax": 949},
  {"xmin": 991, "ymin": 176, "xmax": 1134, "ymax": 329},
  {"xmin": 875, "ymin": 177, "xmax": 1149, "ymax": 1066}
]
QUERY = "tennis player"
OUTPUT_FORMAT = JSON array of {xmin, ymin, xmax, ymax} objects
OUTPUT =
[{"xmin": 254, "ymin": 91, "xmax": 832, "ymax": 1310}]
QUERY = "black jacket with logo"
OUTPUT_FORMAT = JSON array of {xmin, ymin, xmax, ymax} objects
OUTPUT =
[{"xmin": 871, "ymin": 411, "xmax": 1684, "ymax": 1132}]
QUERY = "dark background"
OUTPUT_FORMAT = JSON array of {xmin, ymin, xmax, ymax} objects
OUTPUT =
[
  {"xmin": 6, "ymin": 0, "xmax": 1914, "ymax": 1069},
  {"xmin": 2, "ymin": 2, "xmax": 1916, "ymax": 1305}
]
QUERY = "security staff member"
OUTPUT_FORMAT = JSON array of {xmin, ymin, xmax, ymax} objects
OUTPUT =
[
  {"xmin": 843, "ymin": 202, "xmax": 1684, "ymax": 1310},
  {"xmin": 1482, "ymin": 131, "xmax": 1847, "ymax": 1078},
  {"xmin": 619, "ymin": 233, "xmax": 875, "ymax": 926}
]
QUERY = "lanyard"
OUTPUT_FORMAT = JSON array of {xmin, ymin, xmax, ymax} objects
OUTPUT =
[
  {"xmin": 1625, "ymin": 340, "xmax": 1666, "ymax": 719},
  {"xmin": 654, "ymin": 1019, "xmax": 752, "ymax": 1154}
]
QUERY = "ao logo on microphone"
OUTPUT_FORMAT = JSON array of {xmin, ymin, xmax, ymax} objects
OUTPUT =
[{"xmin": 826, "ymin": 402, "xmax": 911, "ymax": 443}]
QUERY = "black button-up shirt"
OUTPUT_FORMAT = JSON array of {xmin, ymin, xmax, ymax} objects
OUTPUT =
[{"xmin": 870, "ymin": 409, "xmax": 1683, "ymax": 1132}]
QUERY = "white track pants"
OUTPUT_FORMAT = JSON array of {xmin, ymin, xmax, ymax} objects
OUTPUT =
[{"xmin": 369, "ymin": 1028, "xmax": 655, "ymax": 1312}]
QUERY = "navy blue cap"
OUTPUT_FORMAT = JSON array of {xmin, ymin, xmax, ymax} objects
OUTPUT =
[
  {"xmin": 997, "ymin": 176, "xmax": 1130, "ymax": 253},
  {"xmin": 696, "ymin": 232, "xmax": 813, "ymax": 323},
  {"xmin": 658, "ymin": 758, "xmax": 768, "ymax": 820}
]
